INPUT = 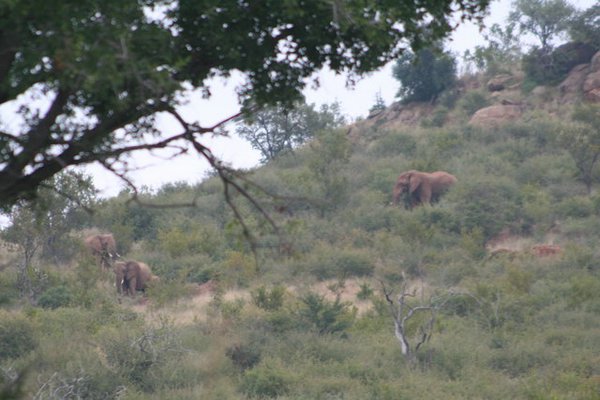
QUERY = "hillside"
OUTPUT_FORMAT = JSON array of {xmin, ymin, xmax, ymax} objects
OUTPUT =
[{"xmin": 1, "ymin": 50, "xmax": 600, "ymax": 399}]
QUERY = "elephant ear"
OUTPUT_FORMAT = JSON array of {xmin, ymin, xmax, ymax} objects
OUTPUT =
[{"xmin": 409, "ymin": 174, "xmax": 422, "ymax": 193}]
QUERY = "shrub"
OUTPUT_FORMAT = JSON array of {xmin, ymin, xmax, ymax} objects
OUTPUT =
[
  {"xmin": 37, "ymin": 285, "xmax": 73, "ymax": 309},
  {"xmin": 356, "ymin": 282, "xmax": 374, "ymax": 300},
  {"xmin": 299, "ymin": 292, "xmax": 356, "ymax": 335},
  {"xmin": 32, "ymin": 368, "xmax": 124, "ymax": 400},
  {"xmin": 156, "ymin": 223, "xmax": 223, "ymax": 259},
  {"xmin": 226, "ymin": 343, "xmax": 262, "ymax": 371},
  {"xmin": 220, "ymin": 251, "xmax": 257, "ymax": 287},
  {"xmin": 188, "ymin": 265, "xmax": 218, "ymax": 284},
  {"xmin": 426, "ymin": 127, "xmax": 465, "ymax": 159},
  {"xmin": 240, "ymin": 361, "xmax": 294, "ymax": 398},
  {"xmin": 369, "ymin": 131, "xmax": 417, "ymax": 158},
  {"xmin": 308, "ymin": 248, "xmax": 375, "ymax": 280},
  {"xmin": 567, "ymin": 275, "xmax": 600, "ymax": 308},
  {"xmin": 251, "ymin": 285, "xmax": 286, "ymax": 311},
  {"xmin": 555, "ymin": 196, "xmax": 594, "ymax": 219},
  {"xmin": 210, "ymin": 294, "xmax": 245, "ymax": 320},
  {"xmin": 421, "ymin": 106, "xmax": 449, "ymax": 128},
  {"xmin": 489, "ymin": 348, "xmax": 549, "ymax": 378},
  {"xmin": 0, "ymin": 312, "xmax": 36, "ymax": 360},
  {"xmin": 103, "ymin": 319, "xmax": 183, "ymax": 392},
  {"xmin": 417, "ymin": 348, "xmax": 466, "ymax": 380},
  {"xmin": 451, "ymin": 178, "xmax": 523, "ymax": 239},
  {"xmin": 265, "ymin": 310, "xmax": 304, "ymax": 333},
  {"xmin": 457, "ymin": 90, "xmax": 490, "ymax": 116},
  {"xmin": 335, "ymin": 251, "xmax": 376, "ymax": 278}
]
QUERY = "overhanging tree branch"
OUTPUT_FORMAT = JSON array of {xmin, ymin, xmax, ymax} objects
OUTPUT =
[{"xmin": 0, "ymin": 0, "xmax": 490, "ymax": 208}]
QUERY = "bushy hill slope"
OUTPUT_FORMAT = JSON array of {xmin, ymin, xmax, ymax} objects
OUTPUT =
[{"xmin": 1, "ymin": 55, "xmax": 600, "ymax": 399}]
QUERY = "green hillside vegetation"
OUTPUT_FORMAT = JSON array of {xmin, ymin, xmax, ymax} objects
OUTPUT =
[{"xmin": 2, "ymin": 8, "xmax": 600, "ymax": 399}]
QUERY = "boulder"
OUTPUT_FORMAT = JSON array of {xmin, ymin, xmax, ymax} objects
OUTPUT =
[
  {"xmin": 583, "ymin": 51, "xmax": 600, "ymax": 102},
  {"xmin": 469, "ymin": 104, "xmax": 522, "ymax": 126},
  {"xmin": 487, "ymin": 74, "xmax": 513, "ymax": 92},
  {"xmin": 558, "ymin": 63, "xmax": 590, "ymax": 102},
  {"xmin": 531, "ymin": 85, "xmax": 549, "ymax": 97}
]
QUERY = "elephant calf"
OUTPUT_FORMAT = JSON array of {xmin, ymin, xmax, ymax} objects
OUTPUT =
[{"xmin": 114, "ymin": 261, "xmax": 159, "ymax": 297}]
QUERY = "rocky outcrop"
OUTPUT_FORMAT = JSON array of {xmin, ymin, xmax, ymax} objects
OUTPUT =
[
  {"xmin": 348, "ymin": 50, "xmax": 600, "ymax": 136},
  {"xmin": 469, "ymin": 104, "xmax": 522, "ymax": 126},
  {"xmin": 558, "ymin": 63, "xmax": 590, "ymax": 102},
  {"xmin": 348, "ymin": 101, "xmax": 434, "ymax": 138},
  {"xmin": 556, "ymin": 50, "xmax": 600, "ymax": 103},
  {"xmin": 487, "ymin": 74, "xmax": 514, "ymax": 92},
  {"xmin": 583, "ymin": 51, "xmax": 600, "ymax": 102}
]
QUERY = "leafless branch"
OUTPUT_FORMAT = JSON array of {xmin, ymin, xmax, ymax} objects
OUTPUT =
[{"xmin": 378, "ymin": 275, "xmax": 463, "ymax": 361}]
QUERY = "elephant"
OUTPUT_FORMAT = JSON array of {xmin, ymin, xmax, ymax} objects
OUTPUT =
[
  {"xmin": 114, "ymin": 260, "xmax": 159, "ymax": 297},
  {"xmin": 392, "ymin": 170, "xmax": 457, "ymax": 209},
  {"xmin": 84, "ymin": 233, "xmax": 118, "ymax": 269}
]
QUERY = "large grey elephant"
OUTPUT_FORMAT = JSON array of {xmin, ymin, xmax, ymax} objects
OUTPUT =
[
  {"xmin": 114, "ymin": 260, "xmax": 159, "ymax": 297},
  {"xmin": 392, "ymin": 170, "xmax": 457, "ymax": 209},
  {"xmin": 84, "ymin": 233, "xmax": 118, "ymax": 269}
]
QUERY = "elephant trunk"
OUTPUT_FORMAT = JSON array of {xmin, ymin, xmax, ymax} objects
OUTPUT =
[{"xmin": 392, "ymin": 184, "xmax": 405, "ymax": 206}]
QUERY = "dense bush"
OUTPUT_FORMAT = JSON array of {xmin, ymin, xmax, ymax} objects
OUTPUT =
[
  {"xmin": 451, "ymin": 178, "xmax": 523, "ymax": 239},
  {"xmin": 555, "ymin": 196, "xmax": 594, "ymax": 218},
  {"xmin": 0, "ymin": 312, "xmax": 36, "ymax": 360},
  {"xmin": 299, "ymin": 292, "xmax": 356, "ymax": 335},
  {"xmin": 251, "ymin": 285, "xmax": 286, "ymax": 311},
  {"xmin": 307, "ymin": 247, "xmax": 375, "ymax": 280},
  {"xmin": 421, "ymin": 106, "xmax": 449, "ymax": 127},
  {"xmin": 37, "ymin": 285, "xmax": 73, "ymax": 309},
  {"xmin": 457, "ymin": 90, "xmax": 490, "ymax": 116},
  {"xmin": 226, "ymin": 343, "xmax": 262, "ymax": 371},
  {"xmin": 103, "ymin": 320, "xmax": 183, "ymax": 392},
  {"xmin": 369, "ymin": 131, "xmax": 417, "ymax": 157},
  {"xmin": 240, "ymin": 360, "xmax": 294, "ymax": 398}
]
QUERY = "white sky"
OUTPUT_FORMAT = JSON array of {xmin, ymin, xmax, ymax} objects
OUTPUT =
[{"xmin": 3, "ymin": 0, "xmax": 596, "ymax": 198}]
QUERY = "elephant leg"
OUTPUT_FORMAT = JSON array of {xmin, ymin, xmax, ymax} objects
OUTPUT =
[
  {"xmin": 127, "ymin": 276, "xmax": 137, "ymax": 296},
  {"xmin": 115, "ymin": 275, "xmax": 123, "ymax": 294},
  {"xmin": 420, "ymin": 185, "xmax": 432, "ymax": 204}
]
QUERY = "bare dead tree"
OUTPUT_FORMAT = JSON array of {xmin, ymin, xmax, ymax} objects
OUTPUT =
[{"xmin": 379, "ymin": 275, "xmax": 456, "ymax": 361}]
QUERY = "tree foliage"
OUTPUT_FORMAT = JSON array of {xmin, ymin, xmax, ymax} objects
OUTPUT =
[
  {"xmin": 2, "ymin": 172, "xmax": 97, "ymax": 265},
  {"xmin": 508, "ymin": 0, "xmax": 575, "ymax": 52},
  {"xmin": 306, "ymin": 129, "xmax": 352, "ymax": 215},
  {"xmin": 237, "ymin": 101, "xmax": 345, "ymax": 163},
  {"xmin": 1, "ymin": 172, "xmax": 96, "ymax": 302},
  {"xmin": 369, "ymin": 92, "xmax": 387, "ymax": 114},
  {"xmin": 568, "ymin": 4, "xmax": 600, "ymax": 50},
  {"xmin": 558, "ymin": 104, "xmax": 600, "ymax": 194},
  {"xmin": 463, "ymin": 23, "xmax": 522, "ymax": 74},
  {"xmin": 0, "ymin": 0, "xmax": 490, "ymax": 207},
  {"xmin": 393, "ymin": 47, "xmax": 457, "ymax": 103}
]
